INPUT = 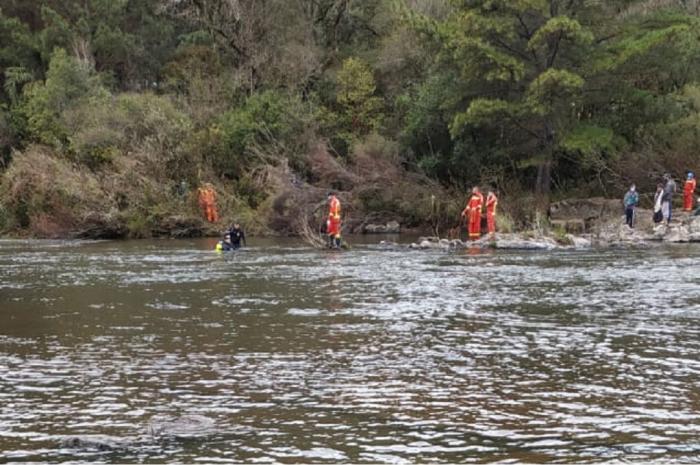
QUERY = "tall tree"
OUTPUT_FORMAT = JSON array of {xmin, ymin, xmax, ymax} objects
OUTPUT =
[{"xmin": 399, "ymin": 0, "xmax": 700, "ymax": 196}]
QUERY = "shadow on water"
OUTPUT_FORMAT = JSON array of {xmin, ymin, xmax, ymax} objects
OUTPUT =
[{"xmin": 1, "ymin": 237, "xmax": 700, "ymax": 463}]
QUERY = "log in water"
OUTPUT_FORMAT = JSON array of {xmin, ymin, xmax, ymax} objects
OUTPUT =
[{"xmin": 1, "ymin": 237, "xmax": 700, "ymax": 463}]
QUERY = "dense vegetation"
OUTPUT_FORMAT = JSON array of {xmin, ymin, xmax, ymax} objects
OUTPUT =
[{"xmin": 1, "ymin": 0, "xmax": 700, "ymax": 237}]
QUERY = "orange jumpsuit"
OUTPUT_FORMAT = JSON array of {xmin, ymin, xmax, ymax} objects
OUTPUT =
[
  {"xmin": 462, "ymin": 192, "xmax": 484, "ymax": 240},
  {"xmin": 485, "ymin": 193, "xmax": 498, "ymax": 235},
  {"xmin": 198, "ymin": 186, "xmax": 219, "ymax": 223},
  {"xmin": 684, "ymin": 178, "xmax": 696, "ymax": 211},
  {"xmin": 327, "ymin": 196, "xmax": 341, "ymax": 239}
]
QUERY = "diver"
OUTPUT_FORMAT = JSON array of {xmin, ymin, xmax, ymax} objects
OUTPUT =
[
  {"xmin": 215, "ymin": 234, "xmax": 234, "ymax": 252},
  {"xmin": 227, "ymin": 222, "xmax": 246, "ymax": 250}
]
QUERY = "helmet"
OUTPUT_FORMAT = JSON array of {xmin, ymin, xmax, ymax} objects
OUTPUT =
[{"xmin": 688, "ymin": 172, "xmax": 695, "ymax": 179}]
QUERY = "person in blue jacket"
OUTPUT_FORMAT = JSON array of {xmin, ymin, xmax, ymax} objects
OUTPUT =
[{"xmin": 623, "ymin": 184, "xmax": 639, "ymax": 228}]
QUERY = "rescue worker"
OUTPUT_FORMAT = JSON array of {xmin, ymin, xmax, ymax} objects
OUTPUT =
[
  {"xmin": 215, "ymin": 234, "xmax": 234, "ymax": 252},
  {"xmin": 623, "ymin": 184, "xmax": 639, "ymax": 228},
  {"xmin": 227, "ymin": 222, "xmax": 246, "ymax": 249},
  {"xmin": 684, "ymin": 172, "xmax": 696, "ymax": 212},
  {"xmin": 197, "ymin": 183, "xmax": 219, "ymax": 223},
  {"xmin": 327, "ymin": 192, "xmax": 342, "ymax": 249},
  {"xmin": 461, "ymin": 186, "xmax": 484, "ymax": 240},
  {"xmin": 485, "ymin": 189, "xmax": 498, "ymax": 237}
]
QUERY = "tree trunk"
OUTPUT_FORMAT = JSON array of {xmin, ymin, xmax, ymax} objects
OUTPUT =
[{"xmin": 535, "ymin": 159, "xmax": 551, "ymax": 196}]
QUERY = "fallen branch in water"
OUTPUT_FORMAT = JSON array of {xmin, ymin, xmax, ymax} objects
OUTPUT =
[{"xmin": 298, "ymin": 207, "xmax": 327, "ymax": 249}]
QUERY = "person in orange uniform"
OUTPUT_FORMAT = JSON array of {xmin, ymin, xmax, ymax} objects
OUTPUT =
[
  {"xmin": 327, "ymin": 192, "xmax": 342, "ymax": 248},
  {"xmin": 485, "ymin": 189, "xmax": 498, "ymax": 237},
  {"xmin": 461, "ymin": 186, "xmax": 484, "ymax": 240},
  {"xmin": 684, "ymin": 172, "xmax": 696, "ymax": 212},
  {"xmin": 197, "ymin": 183, "xmax": 219, "ymax": 223}
]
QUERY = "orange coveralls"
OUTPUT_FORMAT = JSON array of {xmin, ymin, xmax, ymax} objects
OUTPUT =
[
  {"xmin": 684, "ymin": 178, "xmax": 696, "ymax": 211},
  {"xmin": 462, "ymin": 193, "xmax": 484, "ymax": 240},
  {"xmin": 485, "ymin": 193, "xmax": 498, "ymax": 234},
  {"xmin": 198, "ymin": 186, "xmax": 219, "ymax": 223},
  {"xmin": 327, "ymin": 196, "xmax": 341, "ymax": 238}
]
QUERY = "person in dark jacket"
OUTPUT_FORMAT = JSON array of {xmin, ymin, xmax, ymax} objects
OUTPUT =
[
  {"xmin": 662, "ymin": 173, "xmax": 677, "ymax": 225},
  {"xmin": 227, "ymin": 223, "xmax": 246, "ymax": 249},
  {"xmin": 216, "ymin": 234, "xmax": 234, "ymax": 252}
]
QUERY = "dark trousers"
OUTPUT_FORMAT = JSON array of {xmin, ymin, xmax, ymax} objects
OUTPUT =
[{"xmin": 625, "ymin": 207, "xmax": 635, "ymax": 227}]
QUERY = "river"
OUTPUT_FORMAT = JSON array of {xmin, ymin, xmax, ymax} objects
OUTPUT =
[{"xmin": 1, "ymin": 237, "xmax": 700, "ymax": 463}]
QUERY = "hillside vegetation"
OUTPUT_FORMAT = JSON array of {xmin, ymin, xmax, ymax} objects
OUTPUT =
[{"xmin": 1, "ymin": 0, "xmax": 700, "ymax": 237}]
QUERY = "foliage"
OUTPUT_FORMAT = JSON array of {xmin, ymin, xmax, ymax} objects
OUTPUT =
[
  {"xmin": 19, "ymin": 48, "xmax": 106, "ymax": 148},
  {"xmin": 210, "ymin": 91, "xmax": 311, "ymax": 180},
  {"xmin": 335, "ymin": 57, "xmax": 384, "ymax": 139},
  {"xmin": 2, "ymin": 0, "xmax": 700, "ymax": 236}
]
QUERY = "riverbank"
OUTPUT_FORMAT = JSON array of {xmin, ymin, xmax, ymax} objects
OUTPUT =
[{"xmin": 403, "ymin": 210, "xmax": 700, "ymax": 251}]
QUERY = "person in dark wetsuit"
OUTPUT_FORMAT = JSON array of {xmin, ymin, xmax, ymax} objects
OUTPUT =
[
  {"xmin": 227, "ymin": 223, "xmax": 246, "ymax": 249},
  {"xmin": 216, "ymin": 234, "xmax": 234, "ymax": 252}
]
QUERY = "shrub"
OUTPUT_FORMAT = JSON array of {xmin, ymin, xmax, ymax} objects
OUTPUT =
[
  {"xmin": 0, "ymin": 146, "xmax": 106, "ymax": 235},
  {"xmin": 211, "ymin": 90, "xmax": 308, "ymax": 179},
  {"xmin": 20, "ymin": 48, "xmax": 106, "ymax": 148},
  {"xmin": 63, "ymin": 92, "xmax": 192, "ymax": 174}
]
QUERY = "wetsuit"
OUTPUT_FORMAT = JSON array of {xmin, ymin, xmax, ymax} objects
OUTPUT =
[
  {"xmin": 216, "ymin": 240, "xmax": 234, "ymax": 252},
  {"xmin": 227, "ymin": 227, "xmax": 246, "ymax": 249}
]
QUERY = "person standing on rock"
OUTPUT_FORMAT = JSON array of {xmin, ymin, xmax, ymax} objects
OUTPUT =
[
  {"xmin": 461, "ymin": 187, "xmax": 484, "ymax": 240},
  {"xmin": 623, "ymin": 184, "xmax": 639, "ymax": 228},
  {"xmin": 485, "ymin": 189, "xmax": 498, "ymax": 237},
  {"xmin": 327, "ymin": 192, "xmax": 342, "ymax": 249},
  {"xmin": 662, "ymin": 173, "xmax": 676, "ymax": 225},
  {"xmin": 653, "ymin": 184, "xmax": 664, "ymax": 224},
  {"xmin": 683, "ymin": 172, "xmax": 696, "ymax": 212}
]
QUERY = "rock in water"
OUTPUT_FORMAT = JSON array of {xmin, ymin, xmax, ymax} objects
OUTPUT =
[
  {"xmin": 59, "ymin": 434, "xmax": 128, "ymax": 451},
  {"xmin": 148, "ymin": 414, "xmax": 217, "ymax": 438},
  {"xmin": 385, "ymin": 220, "xmax": 401, "ymax": 234}
]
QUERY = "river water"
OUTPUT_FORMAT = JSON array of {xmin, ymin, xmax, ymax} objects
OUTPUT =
[{"xmin": 1, "ymin": 237, "xmax": 700, "ymax": 463}]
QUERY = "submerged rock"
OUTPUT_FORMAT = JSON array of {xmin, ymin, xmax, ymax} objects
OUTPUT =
[
  {"xmin": 60, "ymin": 434, "xmax": 129, "ymax": 451},
  {"xmin": 148, "ymin": 414, "xmax": 217, "ymax": 438},
  {"xmin": 493, "ymin": 234, "xmax": 559, "ymax": 250}
]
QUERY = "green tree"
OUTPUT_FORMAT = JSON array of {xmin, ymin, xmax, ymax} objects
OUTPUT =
[
  {"xmin": 336, "ymin": 57, "xmax": 384, "ymax": 138},
  {"xmin": 399, "ymin": 0, "xmax": 700, "ymax": 196},
  {"xmin": 20, "ymin": 48, "xmax": 106, "ymax": 148}
]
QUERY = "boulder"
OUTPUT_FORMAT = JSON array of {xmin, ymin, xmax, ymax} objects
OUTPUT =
[
  {"xmin": 550, "ymin": 219, "xmax": 586, "ymax": 234},
  {"xmin": 689, "ymin": 215, "xmax": 700, "ymax": 234},
  {"xmin": 549, "ymin": 197, "xmax": 622, "ymax": 232},
  {"xmin": 385, "ymin": 220, "xmax": 401, "ymax": 234},
  {"xmin": 75, "ymin": 212, "xmax": 128, "ymax": 239},
  {"xmin": 494, "ymin": 234, "xmax": 559, "ymax": 250},
  {"xmin": 566, "ymin": 234, "xmax": 592, "ymax": 248},
  {"xmin": 662, "ymin": 224, "xmax": 690, "ymax": 243},
  {"xmin": 152, "ymin": 215, "xmax": 205, "ymax": 238},
  {"xmin": 148, "ymin": 414, "xmax": 217, "ymax": 438},
  {"xmin": 363, "ymin": 221, "xmax": 401, "ymax": 234}
]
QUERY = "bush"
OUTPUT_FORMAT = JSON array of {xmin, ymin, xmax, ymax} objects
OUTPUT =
[
  {"xmin": 63, "ymin": 92, "xmax": 192, "ymax": 174},
  {"xmin": 211, "ymin": 90, "xmax": 309, "ymax": 179},
  {"xmin": 0, "ymin": 146, "xmax": 106, "ymax": 235},
  {"xmin": 20, "ymin": 48, "xmax": 106, "ymax": 148}
]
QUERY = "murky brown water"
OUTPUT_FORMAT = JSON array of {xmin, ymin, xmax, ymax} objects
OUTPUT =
[{"xmin": 2, "ymin": 237, "xmax": 700, "ymax": 463}]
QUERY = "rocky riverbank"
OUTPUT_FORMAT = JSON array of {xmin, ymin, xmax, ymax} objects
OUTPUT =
[{"xmin": 402, "ymin": 211, "xmax": 700, "ymax": 251}]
